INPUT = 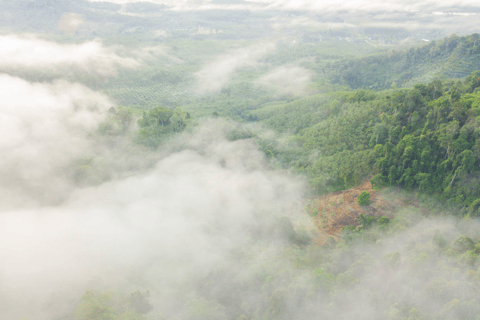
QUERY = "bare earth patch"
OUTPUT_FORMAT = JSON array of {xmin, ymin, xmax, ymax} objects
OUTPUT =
[{"xmin": 313, "ymin": 181, "xmax": 396, "ymax": 245}]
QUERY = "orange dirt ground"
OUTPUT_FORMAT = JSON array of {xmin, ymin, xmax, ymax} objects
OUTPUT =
[{"xmin": 313, "ymin": 181, "xmax": 395, "ymax": 245}]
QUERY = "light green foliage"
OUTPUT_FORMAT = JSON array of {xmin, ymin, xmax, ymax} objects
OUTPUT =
[
  {"xmin": 357, "ymin": 191, "xmax": 371, "ymax": 206},
  {"xmin": 74, "ymin": 290, "xmax": 152, "ymax": 320},
  {"xmin": 304, "ymin": 200, "xmax": 318, "ymax": 217},
  {"xmin": 311, "ymin": 268, "xmax": 335, "ymax": 292},
  {"xmin": 137, "ymin": 106, "xmax": 191, "ymax": 147},
  {"xmin": 326, "ymin": 34, "xmax": 480, "ymax": 90},
  {"xmin": 184, "ymin": 298, "xmax": 226, "ymax": 320},
  {"xmin": 383, "ymin": 251, "xmax": 401, "ymax": 269},
  {"xmin": 75, "ymin": 292, "xmax": 124, "ymax": 320}
]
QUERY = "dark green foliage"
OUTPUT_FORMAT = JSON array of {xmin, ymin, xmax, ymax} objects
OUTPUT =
[
  {"xmin": 371, "ymin": 174, "xmax": 389, "ymax": 189},
  {"xmin": 136, "ymin": 106, "xmax": 191, "ymax": 147},
  {"xmin": 358, "ymin": 214, "xmax": 376, "ymax": 228},
  {"xmin": 357, "ymin": 191, "xmax": 371, "ymax": 206},
  {"xmin": 432, "ymin": 229, "xmax": 448, "ymax": 248},
  {"xmin": 341, "ymin": 225, "xmax": 356, "ymax": 234},
  {"xmin": 368, "ymin": 71, "xmax": 480, "ymax": 211},
  {"xmin": 452, "ymin": 236, "xmax": 475, "ymax": 252},
  {"xmin": 377, "ymin": 216, "xmax": 390, "ymax": 226}
]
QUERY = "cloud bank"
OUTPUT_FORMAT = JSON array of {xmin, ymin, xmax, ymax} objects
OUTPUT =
[
  {"xmin": 0, "ymin": 35, "xmax": 139, "ymax": 77},
  {"xmin": 248, "ymin": 0, "xmax": 480, "ymax": 11},
  {"xmin": 0, "ymin": 74, "xmax": 111, "ymax": 210},
  {"xmin": 0, "ymin": 119, "xmax": 306, "ymax": 320},
  {"xmin": 88, "ymin": 0, "xmax": 480, "ymax": 12}
]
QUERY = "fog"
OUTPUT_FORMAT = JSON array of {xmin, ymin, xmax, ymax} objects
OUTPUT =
[
  {"xmin": 2, "ymin": 71, "xmax": 479, "ymax": 318},
  {"xmin": 195, "ymin": 42, "xmax": 276, "ymax": 93},
  {"xmin": 0, "ymin": 119, "xmax": 306, "ymax": 320},
  {"xmin": 0, "ymin": 74, "xmax": 111, "ymax": 210},
  {"xmin": 255, "ymin": 66, "xmax": 314, "ymax": 97},
  {"xmin": 1, "ymin": 0, "xmax": 480, "ymax": 319}
]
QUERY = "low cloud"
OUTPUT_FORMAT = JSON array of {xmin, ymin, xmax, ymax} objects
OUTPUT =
[
  {"xmin": 87, "ymin": 0, "xmax": 480, "ymax": 12},
  {"xmin": 0, "ymin": 35, "xmax": 139, "ymax": 77},
  {"xmin": 271, "ymin": 16, "xmax": 356, "ymax": 30},
  {"xmin": 0, "ymin": 74, "xmax": 111, "ymax": 210},
  {"xmin": 0, "ymin": 119, "xmax": 306, "ymax": 320},
  {"xmin": 195, "ymin": 42, "xmax": 276, "ymax": 93},
  {"xmin": 255, "ymin": 66, "xmax": 314, "ymax": 97},
  {"xmin": 58, "ymin": 13, "xmax": 84, "ymax": 34}
]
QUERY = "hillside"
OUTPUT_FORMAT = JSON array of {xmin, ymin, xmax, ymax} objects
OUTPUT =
[
  {"xmin": 5, "ymin": 3, "xmax": 480, "ymax": 318},
  {"xmin": 324, "ymin": 33, "xmax": 480, "ymax": 90}
]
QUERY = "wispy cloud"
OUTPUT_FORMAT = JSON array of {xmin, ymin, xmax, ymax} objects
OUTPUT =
[
  {"xmin": 255, "ymin": 66, "xmax": 314, "ymax": 97},
  {"xmin": 248, "ymin": 0, "xmax": 480, "ymax": 11},
  {"xmin": 89, "ymin": 0, "xmax": 480, "ymax": 11},
  {"xmin": 195, "ymin": 42, "xmax": 276, "ymax": 93},
  {"xmin": 0, "ymin": 35, "xmax": 139, "ymax": 77}
]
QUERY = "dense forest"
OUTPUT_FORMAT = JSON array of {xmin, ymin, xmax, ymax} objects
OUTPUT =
[
  {"xmin": 2, "ymin": 1, "xmax": 480, "ymax": 320},
  {"xmin": 76, "ymin": 57, "xmax": 480, "ymax": 320}
]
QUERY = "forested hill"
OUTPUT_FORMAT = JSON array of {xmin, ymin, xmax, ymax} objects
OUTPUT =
[
  {"xmin": 233, "ymin": 70, "xmax": 480, "ymax": 215},
  {"xmin": 325, "ymin": 33, "xmax": 480, "ymax": 90},
  {"xmin": 369, "ymin": 72, "xmax": 480, "ymax": 215}
]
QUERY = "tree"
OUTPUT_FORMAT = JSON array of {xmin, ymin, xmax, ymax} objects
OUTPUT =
[
  {"xmin": 75, "ymin": 290, "xmax": 150, "ymax": 320},
  {"xmin": 75, "ymin": 291, "xmax": 117, "ymax": 320},
  {"xmin": 357, "ymin": 191, "xmax": 371, "ymax": 205}
]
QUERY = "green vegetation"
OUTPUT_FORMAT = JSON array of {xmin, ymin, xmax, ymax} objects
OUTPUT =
[
  {"xmin": 75, "ymin": 290, "xmax": 152, "ymax": 320},
  {"xmin": 357, "ymin": 191, "xmax": 371, "ymax": 205},
  {"xmin": 70, "ymin": 189, "xmax": 480, "ymax": 320},
  {"xmin": 136, "ymin": 106, "xmax": 192, "ymax": 147},
  {"xmin": 370, "ymin": 71, "xmax": 480, "ymax": 214},
  {"xmin": 5, "ymin": 2, "xmax": 480, "ymax": 318},
  {"xmin": 325, "ymin": 34, "xmax": 480, "ymax": 90}
]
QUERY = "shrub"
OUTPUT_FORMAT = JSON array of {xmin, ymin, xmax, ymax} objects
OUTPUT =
[
  {"xmin": 452, "ymin": 236, "xmax": 475, "ymax": 252},
  {"xmin": 378, "ymin": 216, "xmax": 390, "ymax": 231},
  {"xmin": 378, "ymin": 216, "xmax": 390, "ymax": 226},
  {"xmin": 371, "ymin": 174, "xmax": 388, "ymax": 189},
  {"xmin": 357, "ymin": 191, "xmax": 371, "ymax": 205},
  {"xmin": 358, "ymin": 214, "xmax": 376, "ymax": 228}
]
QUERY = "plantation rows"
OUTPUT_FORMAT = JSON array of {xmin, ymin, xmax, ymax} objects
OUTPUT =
[{"xmin": 102, "ymin": 79, "xmax": 198, "ymax": 107}]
